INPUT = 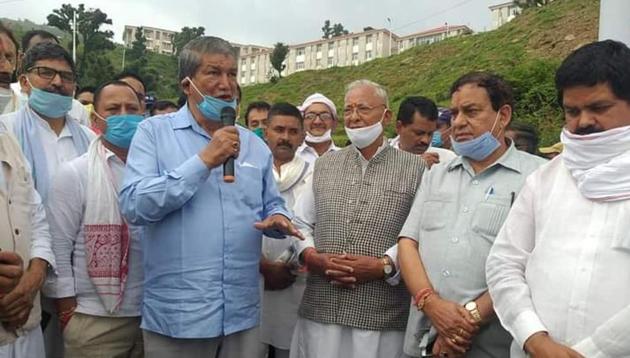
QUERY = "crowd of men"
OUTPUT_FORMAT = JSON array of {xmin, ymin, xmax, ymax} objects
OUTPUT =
[{"xmin": 0, "ymin": 20, "xmax": 629, "ymax": 358}]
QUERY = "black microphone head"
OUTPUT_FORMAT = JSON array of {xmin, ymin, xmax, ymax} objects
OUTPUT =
[{"xmin": 221, "ymin": 106, "xmax": 237, "ymax": 126}]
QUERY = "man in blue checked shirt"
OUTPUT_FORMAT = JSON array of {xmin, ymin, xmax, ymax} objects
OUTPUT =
[{"xmin": 119, "ymin": 36, "xmax": 302, "ymax": 358}]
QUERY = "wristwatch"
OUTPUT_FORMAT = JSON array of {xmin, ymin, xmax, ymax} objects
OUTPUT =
[
  {"xmin": 382, "ymin": 256, "xmax": 394, "ymax": 279},
  {"xmin": 465, "ymin": 301, "xmax": 482, "ymax": 323}
]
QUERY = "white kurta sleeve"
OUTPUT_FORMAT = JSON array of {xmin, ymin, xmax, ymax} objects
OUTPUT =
[
  {"xmin": 572, "ymin": 303, "xmax": 630, "ymax": 358},
  {"xmin": 486, "ymin": 175, "xmax": 547, "ymax": 350}
]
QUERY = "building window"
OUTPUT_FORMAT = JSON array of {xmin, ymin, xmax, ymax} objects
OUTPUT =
[
  {"xmin": 316, "ymin": 58, "xmax": 322, "ymax": 67},
  {"xmin": 156, "ymin": 32, "xmax": 161, "ymax": 40},
  {"xmin": 297, "ymin": 62, "xmax": 305, "ymax": 70},
  {"xmin": 316, "ymin": 44, "xmax": 322, "ymax": 53},
  {"xmin": 366, "ymin": 50, "xmax": 372, "ymax": 59},
  {"xmin": 328, "ymin": 41, "xmax": 334, "ymax": 49},
  {"xmin": 297, "ymin": 47, "xmax": 305, "ymax": 56},
  {"xmin": 366, "ymin": 34, "xmax": 373, "ymax": 43},
  {"xmin": 327, "ymin": 57, "xmax": 334, "ymax": 66},
  {"xmin": 352, "ymin": 53, "xmax": 358, "ymax": 61},
  {"xmin": 352, "ymin": 37, "xmax": 359, "ymax": 46}
]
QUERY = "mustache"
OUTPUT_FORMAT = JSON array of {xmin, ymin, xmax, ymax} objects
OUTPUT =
[
  {"xmin": 574, "ymin": 125, "xmax": 603, "ymax": 135},
  {"xmin": 276, "ymin": 141, "xmax": 294, "ymax": 149}
]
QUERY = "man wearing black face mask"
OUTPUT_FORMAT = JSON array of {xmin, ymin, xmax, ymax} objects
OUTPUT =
[
  {"xmin": 397, "ymin": 72, "xmax": 545, "ymax": 358},
  {"xmin": 487, "ymin": 40, "xmax": 630, "ymax": 358},
  {"xmin": 0, "ymin": 22, "xmax": 19, "ymax": 114}
]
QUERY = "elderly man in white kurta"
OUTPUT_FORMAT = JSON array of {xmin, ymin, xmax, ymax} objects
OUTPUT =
[
  {"xmin": 290, "ymin": 80, "xmax": 425, "ymax": 358},
  {"xmin": 487, "ymin": 40, "xmax": 630, "ymax": 358}
]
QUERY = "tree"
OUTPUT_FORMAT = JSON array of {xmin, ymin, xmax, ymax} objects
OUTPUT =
[
  {"xmin": 270, "ymin": 42, "xmax": 289, "ymax": 79},
  {"xmin": 332, "ymin": 23, "xmax": 349, "ymax": 37},
  {"xmin": 126, "ymin": 26, "xmax": 148, "ymax": 73},
  {"xmin": 171, "ymin": 26, "xmax": 205, "ymax": 57},
  {"xmin": 321, "ymin": 20, "xmax": 333, "ymax": 39},
  {"xmin": 321, "ymin": 20, "xmax": 349, "ymax": 39},
  {"xmin": 47, "ymin": 4, "xmax": 114, "ymax": 84}
]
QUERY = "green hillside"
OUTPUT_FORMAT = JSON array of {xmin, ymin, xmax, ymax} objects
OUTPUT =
[{"xmin": 241, "ymin": 0, "xmax": 599, "ymax": 146}]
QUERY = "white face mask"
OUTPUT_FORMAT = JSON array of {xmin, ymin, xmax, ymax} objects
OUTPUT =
[
  {"xmin": 344, "ymin": 109, "xmax": 386, "ymax": 149},
  {"xmin": 305, "ymin": 129, "xmax": 332, "ymax": 143},
  {"xmin": 561, "ymin": 124, "xmax": 630, "ymax": 201}
]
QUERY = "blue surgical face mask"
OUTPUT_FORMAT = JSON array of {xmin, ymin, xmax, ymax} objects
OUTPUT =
[
  {"xmin": 431, "ymin": 131, "xmax": 443, "ymax": 148},
  {"xmin": 28, "ymin": 86, "xmax": 73, "ymax": 119},
  {"xmin": 451, "ymin": 111, "xmax": 501, "ymax": 161},
  {"xmin": 98, "ymin": 113, "xmax": 144, "ymax": 148},
  {"xmin": 186, "ymin": 77, "xmax": 236, "ymax": 122}
]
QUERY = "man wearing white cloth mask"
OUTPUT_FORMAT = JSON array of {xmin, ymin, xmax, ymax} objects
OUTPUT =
[
  {"xmin": 296, "ymin": 93, "xmax": 340, "ymax": 165},
  {"xmin": 487, "ymin": 40, "xmax": 630, "ymax": 358},
  {"xmin": 290, "ymin": 80, "xmax": 425, "ymax": 358}
]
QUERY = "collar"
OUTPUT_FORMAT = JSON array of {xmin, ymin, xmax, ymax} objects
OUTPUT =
[
  {"xmin": 298, "ymin": 140, "xmax": 338, "ymax": 154},
  {"xmin": 28, "ymin": 104, "xmax": 73, "ymax": 138},
  {"xmin": 448, "ymin": 139, "xmax": 522, "ymax": 174},
  {"xmin": 351, "ymin": 136, "xmax": 390, "ymax": 161},
  {"xmin": 171, "ymin": 104, "xmax": 212, "ymax": 139}
]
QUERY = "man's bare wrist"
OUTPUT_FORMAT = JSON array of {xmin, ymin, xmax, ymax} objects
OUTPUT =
[{"xmin": 524, "ymin": 331, "xmax": 549, "ymax": 354}]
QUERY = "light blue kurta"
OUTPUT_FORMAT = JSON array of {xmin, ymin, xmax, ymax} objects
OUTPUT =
[{"xmin": 120, "ymin": 105, "xmax": 289, "ymax": 339}]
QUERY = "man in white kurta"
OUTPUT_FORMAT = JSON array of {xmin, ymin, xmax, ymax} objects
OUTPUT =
[
  {"xmin": 259, "ymin": 103, "xmax": 312, "ymax": 358},
  {"xmin": 46, "ymin": 81, "xmax": 145, "ymax": 357},
  {"xmin": 486, "ymin": 40, "xmax": 630, "ymax": 358}
]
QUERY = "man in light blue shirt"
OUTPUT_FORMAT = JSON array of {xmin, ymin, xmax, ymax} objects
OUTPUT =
[{"xmin": 119, "ymin": 36, "xmax": 301, "ymax": 358}]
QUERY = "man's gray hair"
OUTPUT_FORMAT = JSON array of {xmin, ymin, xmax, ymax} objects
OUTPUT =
[
  {"xmin": 178, "ymin": 36, "xmax": 238, "ymax": 82},
  {"xmin": 345, "ymin": 79, "xmax": 389, "ymax": 108}
]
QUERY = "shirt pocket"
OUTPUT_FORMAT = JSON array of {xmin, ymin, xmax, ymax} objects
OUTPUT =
[
  {"xmin": 471, "ymin": 196, "xmax": 511, "ymax": 244},
  {"xmin": 235, "ymin": 163, "xmax": 264, "ymax": 209},
  {"xmin": 419, "ymin": 195, "xmax": 452, "ymax": 231}
]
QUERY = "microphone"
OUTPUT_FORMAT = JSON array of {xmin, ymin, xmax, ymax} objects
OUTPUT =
[{"xmin": 221, "ymin": 106, "xmax": 237, "ymax": 183}]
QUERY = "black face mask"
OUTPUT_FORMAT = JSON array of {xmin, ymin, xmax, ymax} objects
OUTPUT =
[{"xmin": 0, "ymin": 71, "xmax": 12, "ymax": 85}]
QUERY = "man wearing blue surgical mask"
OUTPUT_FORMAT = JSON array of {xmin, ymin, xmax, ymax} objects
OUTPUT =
[
  {"xmin": 119, "ymin": 36, "xmax": 301, "ymax": 358},
  {"xmin": 397, "ymin": 72, "xmax": 545, "ymax": 358},
  {"xmin": 46, "ymin": 81, "xmax": 145, "ymax": 357}
]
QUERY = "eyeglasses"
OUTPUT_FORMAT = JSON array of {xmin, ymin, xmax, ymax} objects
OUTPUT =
[
  {"xmin": 27, "ymin": 66, "xmax": 75, "ymax": 83},
  {"xmin": 343, "ymin": 104, "xmax": 385, "ymax": 117},
  {"xmin": 304, "ymin": 112, "xmax": 333, "ymax": 121}
]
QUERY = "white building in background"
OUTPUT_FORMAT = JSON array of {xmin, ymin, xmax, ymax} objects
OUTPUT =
[
  {"xmin": 398, "ymin": 25, "xmax": 473, "ymax": 52},
  {"xmin": 238, "ymin": 28, "xmax": 398, "ymax": 86},
  {"xmin": 238, "ymin": 24, "xmax": 471, "ymax": 86},
  {"xmin": 489, "ymin": 1, "xmax": 523, "ymax": 30},
  {"xmin": 123, "ymin": 25, "xmax": 176, "ymax": 55}
]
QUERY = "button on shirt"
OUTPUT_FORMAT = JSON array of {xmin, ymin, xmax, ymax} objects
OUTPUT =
[
  {"xmin": 46, "ymin": 149, "xmax": 143, "ymax": 317},
  {"xmin": 487, "ymin": 157, "xmax": 630, "ymax": 358},
  {"xmin": 119, "ymin": 106, "xmax": 289, "ymax": 339},
  {"xmin": 398, "ymin": 143, "xmax": 546, "ymax": 357}
]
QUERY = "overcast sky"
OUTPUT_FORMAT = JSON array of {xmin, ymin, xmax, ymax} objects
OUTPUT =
[{"xmin": 3, "ymin": 0, "xmax": 498, "ymax": 46}]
